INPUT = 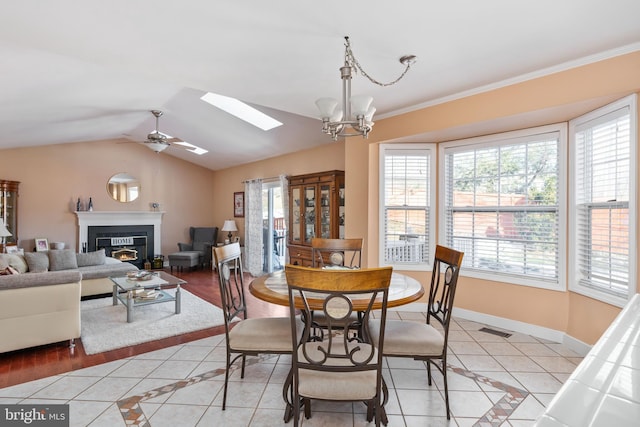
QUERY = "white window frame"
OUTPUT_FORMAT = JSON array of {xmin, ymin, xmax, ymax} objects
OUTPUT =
[
  {"xmin": 439, "ymin": 124, "xmax": 567, "ymax": 290},
  {"xmin": 568, "ymin": 94, "xmax": 637, "ymax": 307},
  {"xmin": 379, "ymin": 143, "xmax": 436, "ymax": 271}
]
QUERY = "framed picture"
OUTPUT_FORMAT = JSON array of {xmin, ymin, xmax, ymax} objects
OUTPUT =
[
  {"xmin": 35, "ymin": 238, "xmax": 49, "ymax": 252},
  {"xmin": 234, "ymin": 191, "xmax": 245, "ymax": 218}
]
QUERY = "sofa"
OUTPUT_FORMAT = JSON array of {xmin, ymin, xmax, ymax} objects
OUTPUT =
[{"xmin": 0, "ymin": 249, "xmax": 138, "ymax": 353}]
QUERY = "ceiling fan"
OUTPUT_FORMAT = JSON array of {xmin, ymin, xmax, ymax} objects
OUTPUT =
[{"xmin": 142, "ymin": 110, "xmax": 207, "ymax": 155}]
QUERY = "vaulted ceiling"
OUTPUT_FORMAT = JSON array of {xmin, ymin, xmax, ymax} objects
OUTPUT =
[{"xmin": 2, "ymin": 1, "xmax": 640, "ymax": 170}]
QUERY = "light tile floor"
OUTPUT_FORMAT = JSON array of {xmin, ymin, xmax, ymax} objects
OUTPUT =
[{"xmin": 0, "ymin": 311, "xmax": 584, "ymax": 427}]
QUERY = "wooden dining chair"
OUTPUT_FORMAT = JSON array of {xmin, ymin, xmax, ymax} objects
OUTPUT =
[
  {"xmin": 311, "ymin": 237, "xmax": 363, "ymax": 269},
  {"xmin": 369, "ymin": 245, "xmax": 464, "ymax": 420},
  {"xmin": 284, "ymin": 265, "xmax": 393, "ymax": 426},
  {"xmin": 213, "ymin": 242, "xmax": 297, "ymax": 410},
  {"xmin": 308, "ymin": 238, "xmax": 364, "ymax": 339}
]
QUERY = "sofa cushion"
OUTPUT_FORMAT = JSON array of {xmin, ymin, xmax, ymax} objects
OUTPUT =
[
  {"xmin": 24, "ymin": 252, "xmax": 50, "ymax": 273},
  {"xmin": 0, "ymin": 253, "xmax": 28, "ymax": 274},
  {"xmin": 0, "ymin": 270, "xmax": 82, "ymax": 290},
  {"xmin": 49, "ymin": 249, "xmax": 79, "ymax": 271},
  {"xmin": 76, "ymin": 249, "xmax": 106, "ymax": 267}
]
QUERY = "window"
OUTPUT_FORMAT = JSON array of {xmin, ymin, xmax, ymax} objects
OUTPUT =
[
  {"xmin": 379, "ymin": 144, "xmax": 436, "ymax": 270},
  {"xmin": 569, "ymin": 95, "xmax": 637, "ymax": 306},
  {"xmin": 440, "ymin": 125, "xmax": 566, "ymax": 289}
]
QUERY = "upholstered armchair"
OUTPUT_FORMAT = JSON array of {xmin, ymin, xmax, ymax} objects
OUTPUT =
[{"xmin": 177, "ymin": 227, "xmax": 218, "ymax": 268}]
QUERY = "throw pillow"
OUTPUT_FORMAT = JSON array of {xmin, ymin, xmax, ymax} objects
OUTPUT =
[
  {"xmin": 49, "ymin": 249, "xmax": 79, "ymax": 271},
  {"xmin": 76, "ymin": 249, "xmax": 106, "ymax": 267},
  {"xmin": 11, "ymin": 254, "xmax": 28, "ymax": 273},
  {"xmin": 24, "ymin": 252, "xmax": 50, "ymax": 273},
  {"xmin": 0, "ymin": 266, "xmax": 18, "ymax": 275}
]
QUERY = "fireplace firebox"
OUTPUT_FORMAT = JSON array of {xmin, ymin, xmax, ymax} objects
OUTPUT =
[{"xmin": 87, "ymin": 225, "xmax": 154, "ymax": 269}]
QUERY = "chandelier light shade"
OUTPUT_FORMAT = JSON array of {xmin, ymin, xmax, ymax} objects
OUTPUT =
[{"xmin": 316, "ymin": 36, "xmax": 416, "ymax": 141}]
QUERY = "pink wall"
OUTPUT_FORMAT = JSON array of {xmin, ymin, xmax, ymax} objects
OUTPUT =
[
  {"xmin": 0, "ymin": 139, "xmax": 217, "ymax": 256},
  {"xmin": 210, "ymin": 142, "xmax": 346, "ymax": 240}
]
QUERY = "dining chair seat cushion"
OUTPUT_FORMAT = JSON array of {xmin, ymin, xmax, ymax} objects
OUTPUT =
[
  {"xmin": 229, "ymin": 317, "xmax": 294, "ymax": 352},
  {"xmin": 369, "ymin": 319, "xmax": 444, "ymax": 356},
  {"xmin": 297, "ymin": 342, "xmax": 378, "ymax": 400}
]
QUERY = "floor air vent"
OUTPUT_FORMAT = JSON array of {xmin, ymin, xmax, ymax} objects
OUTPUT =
[{"xmin": 479, "ymin": 327, "xmax": 512, "ymax": 338}]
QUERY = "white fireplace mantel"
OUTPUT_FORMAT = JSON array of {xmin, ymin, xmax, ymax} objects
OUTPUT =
[{"xmin": 76, "ymin": 211, "xmax": 164, "ymax": 254}]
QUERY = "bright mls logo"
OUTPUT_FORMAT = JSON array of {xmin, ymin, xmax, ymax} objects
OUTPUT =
[{"xmin": 1, "ymin": 405, "xmax": 69, "ymax": 426}]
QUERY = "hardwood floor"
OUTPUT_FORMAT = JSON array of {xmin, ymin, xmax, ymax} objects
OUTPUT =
[{"xmin": 0, "ymin": 267, "xmax": 287, "ymax": 389}]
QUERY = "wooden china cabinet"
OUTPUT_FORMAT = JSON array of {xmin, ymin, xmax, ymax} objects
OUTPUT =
[
  {"xmin": 0, "ymin": 180, "xmax": 19, "ymax": 252},
  {"xmin": 287, "ymin": 170, "xmax": 345, "ymax": 266}
]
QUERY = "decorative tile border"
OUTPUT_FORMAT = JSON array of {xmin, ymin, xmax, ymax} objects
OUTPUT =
[
  {"xmin": 116, "ymin": 356, "xmax": 266, "ymax": 426},
  {"xmin": 116, "ymin": 357, "xmax": 529, "ymax": 426},
  {"xmin": 447, "ymin": 364, "xmax": 529, "ymax": 426}
]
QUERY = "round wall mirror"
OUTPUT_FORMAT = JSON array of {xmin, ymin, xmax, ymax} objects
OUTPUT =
[{"xmin": 107, "ymin": 173, "xmax": 140, "ymax": 203}]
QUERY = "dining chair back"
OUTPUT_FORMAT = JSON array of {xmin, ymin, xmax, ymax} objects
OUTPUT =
[
  {"xmin": 213, "ymin": 242, "xmax": 295, "ymax": 410},
  {"xmin": 311, "ymin": 237, "xmax": 363, "ymax": 269},
  {"xmin": 284, "ymin": 265, "xmax": 392, "ymax": 426},
  {"xmin": 369, "ymin": 244, "xmax": 464, "ymax": 420}
]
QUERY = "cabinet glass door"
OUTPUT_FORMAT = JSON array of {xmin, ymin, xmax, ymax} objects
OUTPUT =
[
  {"xmin": 319, "ymin": 184, "xmax": 331, "ymax": 238},
  {"xmin": 304, "ymin": 185, "xmax": 316, "ymax": 244},
  {"xmin": 291, "ymin": 187, "xmax": 301, "ymax": 243},
  {"xmin": 339, "ymin": 184, "xmax": 345, "ymax": 239}
]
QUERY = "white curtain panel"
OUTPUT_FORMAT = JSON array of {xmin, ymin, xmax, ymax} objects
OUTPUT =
[
  {"xmin": 279, "ymin": 174, "xmax": 289, "ymax": 262},
  {"xmin": 244, "ymin": 178, "xmax": 263, "ymax": 276}
]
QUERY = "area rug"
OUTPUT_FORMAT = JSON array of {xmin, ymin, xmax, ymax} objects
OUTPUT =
[{"xmin": 80, "ymin": 289, "xmax": 226, "ymax": 355}]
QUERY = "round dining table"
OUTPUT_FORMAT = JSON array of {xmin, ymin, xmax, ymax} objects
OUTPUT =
[
  {"xmin": 249, "ymin": 268, "xmax": 424, "ymax": 423},
  {"xmin": 249, "ymin": 269, "xmax": 425, "ymax": 310}
]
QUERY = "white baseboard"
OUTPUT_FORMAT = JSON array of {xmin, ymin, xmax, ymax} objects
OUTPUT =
[
  {"xmin": 389, "ymin": 304, "xmax": 592, "ymax": 356},
  {"xmin": 452, "ymin": 307, "xmax": 592, "ymax": 356}
]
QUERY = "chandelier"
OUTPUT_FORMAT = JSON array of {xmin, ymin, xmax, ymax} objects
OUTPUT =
[{"xmin": 315, "ymin": 36, "xmax": 416, "ymax": 141}]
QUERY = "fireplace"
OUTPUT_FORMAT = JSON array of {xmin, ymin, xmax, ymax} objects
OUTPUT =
[
  {"xmin": 87, "ymin": 225, "xmax": 154, "ymax": 268},
  {"xmin": 76, "ymin": 211, "xmax": 164, "ymax": 268}
]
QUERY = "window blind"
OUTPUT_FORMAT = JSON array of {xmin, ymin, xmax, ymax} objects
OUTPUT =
[
  {"xmin": 574, "ymin": 106, "xmax": 631, "ymax": 297},
  {"xmin": 444, "ymin": 131, "xmax": 560, "ymax": 284},
  {"xmin": 382, "ymin": 148, "xmax": 431, "ymax": 265}
]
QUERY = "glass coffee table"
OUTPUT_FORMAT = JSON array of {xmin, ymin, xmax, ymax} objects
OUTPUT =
[{"xmin": 110, "ymin": 271, "xmax": 186, "ymax": 323}]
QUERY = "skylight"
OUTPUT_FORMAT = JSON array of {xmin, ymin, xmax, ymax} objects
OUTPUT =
[{"xmin": 200, "ymin": 92, "xmax": 283, "ymax": 131}]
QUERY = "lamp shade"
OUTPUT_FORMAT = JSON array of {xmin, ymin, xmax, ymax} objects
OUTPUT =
[
  {"xmin": 0, "ymin": 219, "xmax": 11, "ymax": 238},
  {"xmin": 221, "ymin": 220, "xmax": 238, "ymax": 232}
]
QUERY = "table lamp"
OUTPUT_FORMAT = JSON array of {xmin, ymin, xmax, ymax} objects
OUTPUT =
[
  {"xmin": 221, "ymin": 220, "xmax": 238, "ymax": 243},
  {"xmin": 0, "ymin": 219, "xmax": 12, "ymax": 252}
]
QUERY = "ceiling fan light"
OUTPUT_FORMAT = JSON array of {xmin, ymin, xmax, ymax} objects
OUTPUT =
[
  {"xmin": 145, "ymin": 141, "xmax": 169, "ymax": 153},
  {"xmin": 350, "ymin": 95, "xmax": 373, "ymax": 117},
  {"xmin": 315, "ymin": 97, "xmax": 338, "ymax": 119}
]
